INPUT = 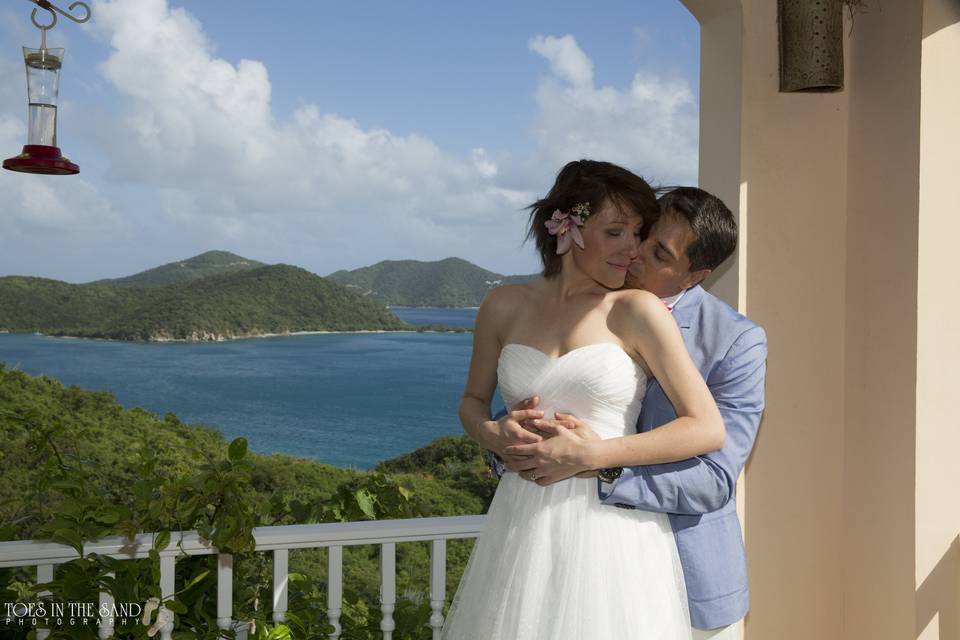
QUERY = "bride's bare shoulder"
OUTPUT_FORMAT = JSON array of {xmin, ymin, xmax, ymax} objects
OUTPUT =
[
  {"xmin": 607, "ymin": 289, "xmax": 666, "ymax": 333},
  {"xmin": 609, "ymin": 288, "xmax": 662, "ymax": 314},
  {"xmin": 478, "ymin": 279, "xmax": 543, "ymax": 324}
]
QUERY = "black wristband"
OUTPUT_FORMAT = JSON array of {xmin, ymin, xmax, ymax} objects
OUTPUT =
[{"xmin": 598, "ymin": 467, "xmax": 623, "ymax": 483}]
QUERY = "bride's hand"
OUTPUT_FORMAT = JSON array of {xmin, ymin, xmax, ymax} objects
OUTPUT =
[
  {"xmin": 503, "ymin": 412, "xmax": 600, "ymax": 485},
  {"xmin": 538, "ymin": 412, "xmax": 602, "ymax": 479},
  {"xmin": 533, "ymin": 412, "xmax": 601, "ymax": 442},
  {"xmin": 490, "ymin": 397, "xmax": 544, "ymax": 457}
]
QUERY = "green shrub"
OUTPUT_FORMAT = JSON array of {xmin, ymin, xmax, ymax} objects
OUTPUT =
[{"xmin": 0, "ymin": 364, "xmax": 490, "ymax": 638}]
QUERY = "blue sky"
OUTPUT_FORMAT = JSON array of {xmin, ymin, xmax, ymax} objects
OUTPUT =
[{"xmin": 0, "ymin": 0, "xmax": 699, "ymax": 282}]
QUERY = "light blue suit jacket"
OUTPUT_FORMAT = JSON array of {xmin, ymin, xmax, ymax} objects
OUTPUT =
[
  {"xmin": 489, "ymin": 284, "xmax": 767, "ymax": 630},
  {"xmin": 598, "ymin": 284, "xmax": 766, "ymax": 629}
]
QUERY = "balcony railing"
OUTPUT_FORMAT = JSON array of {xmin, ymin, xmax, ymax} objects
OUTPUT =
[{"xmin": 0, "ymin": 515, "xmax": 486, "ymax": 639}]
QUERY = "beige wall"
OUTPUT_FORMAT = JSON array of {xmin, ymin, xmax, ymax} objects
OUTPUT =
[
  {"xmin": 736, "ymin": 0, "xmax": 848, "ymax": 637},
  {"xmin": 684, "ymin": 0, "xmax": 848, "ymax": 637},
  {"xmin": 682, "ymin": 0, "xmax": 960, "ymax": 638},
  {"xmin": 843, "ymin": 1, "xmax": 922, "ymax": 637},
  {"xmin": 689, "ymin": 0, "xmax": 742, "ymax": 310},
  {"xmin": 915, "ymin": 1, "xmax": 960, "ymax": 638}
]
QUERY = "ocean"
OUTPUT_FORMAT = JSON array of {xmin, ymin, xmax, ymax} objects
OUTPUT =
[{"xmin": 0, "ymin": 308, "xmax": 495, "ymax": 469}]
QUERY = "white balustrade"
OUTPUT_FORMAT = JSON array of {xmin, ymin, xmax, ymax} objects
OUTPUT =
[
  {"xmin": 0, "ymin": 516, "xmax": 485, "ymax": 639},
  {"xmin": 98, "ymin": 571, "xmax": 115, "ymax": 640},
  {"xmin": 380, "ymin": 542, "xmax": 396, "ymax": 640},
  {"xmin": 430, "ymin": 539, "xmax": 446, "ymax": 639},
  {"xmin": 272, "ymin": 548, "xmax": 288, "ymax": 624},
  {"xmin": 328, "ymin": 544, "xmax": 343, "ymax": 638},
  {"xmin": 158, "ymin": 552, "xmax": 176, "ymax": 640},
  {"xmin": 36, "ymin": 563, "xmax": 53, "ymax": 640},
  {"xmin": 216, "ymin": 553, "xmax": 234, "ymax": 632}
]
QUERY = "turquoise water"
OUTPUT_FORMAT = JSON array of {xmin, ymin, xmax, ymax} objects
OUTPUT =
[{"xmin": 0, "ymin": 309, "xmax": 495, "ymax": 469}]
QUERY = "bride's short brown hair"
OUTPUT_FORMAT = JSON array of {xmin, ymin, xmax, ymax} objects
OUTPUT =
[{"xmin": 526, "ymin": 159, "xmax": 658, "ymax": 277}]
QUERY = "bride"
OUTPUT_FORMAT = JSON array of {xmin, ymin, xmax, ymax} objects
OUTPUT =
[{"xmin": 441, "ymin": 160, "xmax": 724, "ymax": 639}]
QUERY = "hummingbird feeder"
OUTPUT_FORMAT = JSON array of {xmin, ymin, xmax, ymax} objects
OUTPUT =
[{"xmin": 3, "ymin": 0, "xmax": 91, "ymax": 175}]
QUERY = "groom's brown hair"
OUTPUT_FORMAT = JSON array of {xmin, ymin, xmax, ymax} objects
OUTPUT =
[
  {"xmin": 657, "ymin": 186, "xmax": 738, "ymax": 273},
  {"xmin": 526, "ymin": 159, "xmax": 658, "ymax": 277}
]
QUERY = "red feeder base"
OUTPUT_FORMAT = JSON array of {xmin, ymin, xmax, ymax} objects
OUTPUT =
[{"xmin": 3, "ymin": 145, "xmax": 79, "ymax": 175}]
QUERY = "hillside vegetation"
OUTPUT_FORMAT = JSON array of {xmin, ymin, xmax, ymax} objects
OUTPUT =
[
  {"xmin": 327, "ymin": 257, "xmax": 538, "ymax": 307},
  {"xmin": 0, "ymin": 264, "xmax": 411, "ymax": 341},
  {"xmin": 88, "ymin": 250, "xmax": 267, "ymax": 288},
  {"xmin": 0, "ymin": 362, "xmax": 495, "ymax": 638}
]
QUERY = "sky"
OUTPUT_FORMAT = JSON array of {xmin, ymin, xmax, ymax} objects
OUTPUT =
[{"xmin": 0, "ymin": 0, "xmax": 699, "ymax": 282}]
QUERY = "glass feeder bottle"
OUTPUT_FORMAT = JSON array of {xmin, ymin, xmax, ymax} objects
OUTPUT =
[
  {"xmin": 3, "ymin": 45, "xmax": 79, "ymax": 175},
  {"xmin": 25, "ymin": 46, "xmax": 63, "ymax": 147}
]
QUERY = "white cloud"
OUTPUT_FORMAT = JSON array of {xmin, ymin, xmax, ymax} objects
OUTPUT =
[
  {"xmin": 86, "ymin": 0, "xmax": 515, "ymax": 226},
  {"xmin": 528, "ymin": 35, "xmax": 594, "ymax": 88},
  {"xmin": 19, "ymin": 0, "xmax": 533, "ymax": 278},
  {"xmin": 1, "ymin": 2, "xmax": 698, "ymax": 281},
  {"xmin": 527, "ymin": 34, "xmax": 698, "ymax": 187},
  {"xmin": 471, "ymin": 148, "xmax": 498, "ymax": 178}
]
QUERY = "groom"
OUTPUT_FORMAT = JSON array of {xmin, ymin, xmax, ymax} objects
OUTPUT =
[{"xmin": 489, "ymin": 186, "xmax": 767, "ymax": 640}]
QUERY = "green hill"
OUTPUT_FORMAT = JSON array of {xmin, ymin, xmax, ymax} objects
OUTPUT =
[
  {"xmin": 326, "ymin": 257, "xmax": 539, "ymax": 307},
  {"xmin": 101, "ymin": 264, "xmax": 410, "ymax": 340},
  {"xmin": 0, "ymin": 276, "xmax": 133, "ymax": 333},
  {"xmin": 88, "ymin": 250, "xmax": 267, "ymax": 288},
  {"xmin": 0, "ymin": 264, "xmax": 410, "ymax": 341}
]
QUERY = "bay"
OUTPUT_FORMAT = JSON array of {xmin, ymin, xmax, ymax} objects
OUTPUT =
[
  {"xmin": 390, "ymin": 307, "xmax": 477, "ymax": 328},
  {"xmin": 0, "ymin": 308, "xmax": 498, "ymax": 469}
]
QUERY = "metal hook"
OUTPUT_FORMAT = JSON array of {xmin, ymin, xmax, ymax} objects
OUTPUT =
[
  {"xmin": 30, "ymin": 5, "xmax": 56, "ymax": 31},
  {"xmin": 28, "ymin": 0, "xmax": 91, "ymax": 31},
  {"xmin": 61, "ymin": 1, "xmax": 92, "ymax": 24}
]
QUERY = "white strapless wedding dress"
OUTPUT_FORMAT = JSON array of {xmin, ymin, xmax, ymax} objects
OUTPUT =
[{"xmin": 441, "ymin": 343, "xmax": 692, "ymax": 640}]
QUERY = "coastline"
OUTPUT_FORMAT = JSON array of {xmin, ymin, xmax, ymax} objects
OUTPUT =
[
  {"xmin": 387, "ymin": 305, "xmax": 480, "ymax": 310},
  {"xmin": 15, "ymin": 327, "xmax": 470, "ymax": 343},
  {"xmin": 0, "ymin": 308, "xmax": 476, "ymax": 343}
]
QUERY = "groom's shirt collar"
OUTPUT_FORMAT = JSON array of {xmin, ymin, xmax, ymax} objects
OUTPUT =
[{"xmin": 660, "ymin": 288, "xmax": 688, "ymax": 312}]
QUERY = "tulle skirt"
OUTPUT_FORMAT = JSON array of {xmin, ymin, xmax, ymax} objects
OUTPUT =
[{"xmin": 441, "ymin": 472, "xmax": 692, "ymax": 640}]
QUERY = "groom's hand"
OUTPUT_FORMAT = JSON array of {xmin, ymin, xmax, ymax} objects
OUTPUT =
[
  {"xmin": 553, "ymin": 413, "xmax": 602, "ymax": 479},
  {"xmin": 503, "ymin": 412, "xmax": 598, "ymax": 485}
]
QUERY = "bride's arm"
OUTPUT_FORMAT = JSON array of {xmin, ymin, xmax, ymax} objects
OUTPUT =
[
  {"xmin": 587, "ymin": 290, "xmax": 725, "ymax": 467},
  {"xmin": 460, "ymin": 286, "xmax": 543, "ymax": 455}
]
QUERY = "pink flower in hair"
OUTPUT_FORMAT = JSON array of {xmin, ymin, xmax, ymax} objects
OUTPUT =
[{"xmin": 544, "ymin": 209, "xmax": 586, "ymax": 254}]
